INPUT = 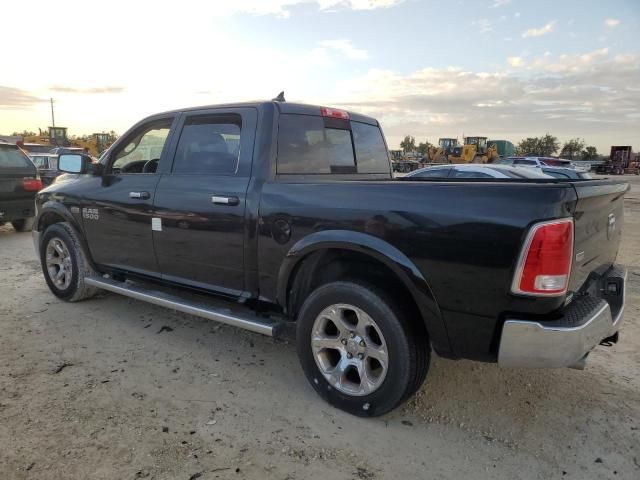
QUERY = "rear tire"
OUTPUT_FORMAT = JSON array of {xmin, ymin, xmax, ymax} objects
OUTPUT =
[
  {"xmin": 296, "ymin": 281, "xmax": 430, "ymax": 417},
  {"xmin": 40, "ymin": 222, "xmax": 98, "ymax": 302},
  {"xmin": 11, "ymin": 217, "xmax": 34, "ymax": 232}
]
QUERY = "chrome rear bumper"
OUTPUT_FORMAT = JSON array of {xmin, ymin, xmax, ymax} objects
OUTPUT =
[{"xmin": 498, "ymin": 265, "xmax": 626, "ymax": 368}]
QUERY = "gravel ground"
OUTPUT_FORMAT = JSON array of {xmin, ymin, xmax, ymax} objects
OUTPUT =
[{"xmin": 0, "ymin": 175, "xmax": 638, "ymax": 479}]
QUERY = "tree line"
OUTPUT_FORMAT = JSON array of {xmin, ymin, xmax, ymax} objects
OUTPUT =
[{"xmin": 399, "ymin": 134, "xmax": 600, "ymax": 160}]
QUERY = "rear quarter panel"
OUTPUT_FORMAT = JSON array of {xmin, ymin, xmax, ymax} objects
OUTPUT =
[{"xmin": 257, "ymin": 179, "xmax": 578, "ymax": 360}]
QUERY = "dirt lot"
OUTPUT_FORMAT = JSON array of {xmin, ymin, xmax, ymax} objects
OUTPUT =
[{"xmin": 1, "ymin": 176, "xmax": 639, "ymax": 480}]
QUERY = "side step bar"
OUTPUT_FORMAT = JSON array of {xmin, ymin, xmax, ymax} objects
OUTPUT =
[{"xmin": 84, "ymin": 277, "xmax": 283, "ymax": 337}]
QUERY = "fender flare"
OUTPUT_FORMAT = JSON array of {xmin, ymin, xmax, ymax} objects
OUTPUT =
[
  {"xmin": 276, "ymin": 230, "xmax": 450, "ymax": 354},
  {"xmin": 36, "ymin": 200, "xmax": 82, "ymax": 233},
  {"xmin": 35, "ymin": 201, "xmax": 97, "ymax": 269}
]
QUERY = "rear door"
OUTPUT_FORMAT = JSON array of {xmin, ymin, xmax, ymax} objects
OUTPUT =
[
  {"xmin": 152, "ymin": 107, "xmax": 257, "ymax": 296},
  {"xmin": 570, "ymin": 180, "xmax": 628, "ymax": 291},
  {"xmin": 81, "ymin": 115, "xmax": 177, "ymax": 276}
]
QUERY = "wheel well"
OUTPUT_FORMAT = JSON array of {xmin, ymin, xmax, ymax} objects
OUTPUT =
[
  {"xmin": 287, "ymin": 248, "xmax": 427, "ymax": 337},
  {"xmin": 37, "ymin": 211, "xmax": 66, "ymax": 232}
]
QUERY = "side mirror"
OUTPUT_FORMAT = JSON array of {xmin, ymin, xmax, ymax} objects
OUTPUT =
[{"xmin": 58, "ymin": 154, "xmax": 92, "ymax": 174}]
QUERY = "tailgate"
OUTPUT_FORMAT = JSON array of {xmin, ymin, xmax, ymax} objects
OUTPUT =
[{"xmin": 569, "ymin": 180, "xmax": 628, "ymax": 292}]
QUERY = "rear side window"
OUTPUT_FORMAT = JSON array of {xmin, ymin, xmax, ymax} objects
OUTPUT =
[
  {"xmin": 0, "ymin": 146, "xmax": 33, "ymax": 169},
  {"xmin": 452, "ymin": 170, "xmax": 493, "ymax": 178},
  {"xmin": 411, "ymin": 167, "xmax": 451, "ymax": 178},
  {"xmin": 513, "ymin": 159, "xmax": 537, "ymax": 166},
  {"xmin": 277, "ymin": 114, "xmax": 355, "ymax": 174},
  {"xmin": 351, "ymin": 121, "xmax": 390, "ymax": 173},
  {"xmin": 173, "ymin": 114, "xmax": 241, "ymax": 175}
]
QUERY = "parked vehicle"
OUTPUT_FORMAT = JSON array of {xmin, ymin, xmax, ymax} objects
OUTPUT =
[
  {"xmin": 28, "ymin": 153, "xmax": 60, "ymax": 186},
  {"xmin": 488, "ymin": 139, "xmax": 515, "ymax": 158},
  {"xmin": 540, "ymin": 166, "xmax": 592, "ymax": 180},
  {"xmin": 0, "ymin": 141, "xmax": 42, "ymax": 231},
  {"xmin": 405, "ymin": 163, "xmax": 553, "ymax": 179},
  {"xmin": 497, "ymin": 156, "xmax": 575, "ymax": 169},
  {"xmin": 32, "ymin": 100, "xmax": 628, "ymax": 416},
  {"xmin": 596, "ymin": 146, "xmax": 639, "ymax": 175}
]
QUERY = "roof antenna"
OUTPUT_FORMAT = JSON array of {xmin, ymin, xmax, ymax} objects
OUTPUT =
[{"xmin": 273, "ymin": 91, "xmax": 286, "ymax": 102}]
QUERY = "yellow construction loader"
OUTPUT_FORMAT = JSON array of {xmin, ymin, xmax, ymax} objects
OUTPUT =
[
  {"xmin": 447, "ymin": 136, "xmax": 499, "ymax": 164},
  {"xmin": 427, "ymin": 138, "xmax": 458, "ymax": 163},
  {"xmin": 72, "ymin": 132, "xmax": 116, "ymax": 156}
]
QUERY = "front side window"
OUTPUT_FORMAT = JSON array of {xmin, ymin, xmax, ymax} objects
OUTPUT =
[
  {"xmin": 111, "ymin": 119, "xmax": 173, "ymax": 174},
  {"xmin": 172, "ymin": 115, "xmax": 241, "ymax": 175},
  {"xmin": 513, "ymin": 159, "xmax": 537, "ymax": 166},
  {"xmin": 277, "ymin": 114, "xmax": 355, "ymax": 174}
]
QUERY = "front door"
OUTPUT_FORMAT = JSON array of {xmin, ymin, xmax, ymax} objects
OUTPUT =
[
  {"xmin": 82, "ymin": 116, "xmax": 176, "ymax": 276},
  {"xmin": 152, "ymin": 108, "xmax": 256, "ymax": 296}
]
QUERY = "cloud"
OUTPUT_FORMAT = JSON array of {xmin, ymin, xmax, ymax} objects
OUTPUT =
[
  {"xmin": 472, "ymin": 18, "xmax": 493, "ymax": 33},
  {"xmin": 326, "ymin": 50, "xmax": 640, "ymax": 151},
  {"xmin": 317, "ymin": 39, "xmax": 369, "ymax": 60},
  {"xmin": 490, "ymin": 0, "xmax": 511, "ymax": 7},
  {"xmin": 507, "ymin": 56, "xmax": 525, "ymax": 67},
  {"xmin": 604, "ymin": 18, "xmax": 620, "ymax": 28},
  {"xmin": 50, "ymin": 86, "xmax": 125, "ymax": 94},
  {"xmin": 0, "ymin": 86, "xmax": 44, "ymax": 109},
  {"xmin": 522, "ymin": 20, "xmax": 556, "ymax": 38},
  {"xmin": 212, "ymin": 0, "xmax": 404, "ymax": 17}
]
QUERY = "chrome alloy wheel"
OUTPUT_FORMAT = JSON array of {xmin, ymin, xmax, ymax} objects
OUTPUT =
[
  {"xmin": 45, "ymin": 237, "xmax": 73, "ymax": 290},
  {"xmin": 311, "ymin": 303, "xmax": 389, "ymax": 396}
]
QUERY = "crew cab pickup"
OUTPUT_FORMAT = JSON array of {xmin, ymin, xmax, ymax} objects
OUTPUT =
[{"xmin": 32, "ymin": 101, "xmax": 628, "ymax": 416}]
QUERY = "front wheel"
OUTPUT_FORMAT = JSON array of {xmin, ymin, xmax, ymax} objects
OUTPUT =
[
  {"xmin": 296, "ymin": 281, "xmax": 429, "ymax": 417},
  {"xmin": 40, "ymin": 222, "xmax": 98, "ymax": 302}
]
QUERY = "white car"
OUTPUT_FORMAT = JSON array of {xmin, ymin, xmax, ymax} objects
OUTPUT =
[
  {"xmin": 497, "ymin": 156, "xmax": 576, "ymax": 169},
  {"xmin": 405, "ymin": 163, "xmax": 553, "ymax": 179}
]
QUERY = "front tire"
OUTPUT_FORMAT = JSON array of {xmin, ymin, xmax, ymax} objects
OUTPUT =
[
  {"xmin": 296, "ymin": 281, "xmax": 429, "ymax": 417},
  {"xmin": 40, "ymin": 222, "xmax": 98, "ymax": 302},
  {"xmin": 11, "ymin": 217, "xmax": 34, "ymax": 232}
]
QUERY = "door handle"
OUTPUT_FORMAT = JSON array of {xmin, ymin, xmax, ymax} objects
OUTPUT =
[
  {"xmin": 211, "ymin": 195, "xmax": 239, "ymax": 206},
  {"xmin": 130, "ymin": 191, "xmax": 151, "ymax": 200}
]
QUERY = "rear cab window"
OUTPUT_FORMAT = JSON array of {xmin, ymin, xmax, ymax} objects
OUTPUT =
[
  {"xmin": 276, "ymin": 112, "xmax": 390, "ymax": 175},
  {"xmin": 0, "ymin": 145, "xmax": 36, "ymax": 171}
]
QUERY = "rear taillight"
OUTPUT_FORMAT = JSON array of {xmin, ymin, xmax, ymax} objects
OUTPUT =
[
  {"xmin": 320, "ymin": 106, "xmax": 350, "ymax": 120},
  {"xmin": 511, "ymin": 219, "xmax": 574, "ymax": 296},
  {"xmin": 22, "ymin": 177, "xmax": 43, "ymax": 191}
]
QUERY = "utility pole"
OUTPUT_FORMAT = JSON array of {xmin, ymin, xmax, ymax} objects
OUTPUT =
[{"xmin": 50, "ymin": 98, "xmax": 55, "ymax": 128}]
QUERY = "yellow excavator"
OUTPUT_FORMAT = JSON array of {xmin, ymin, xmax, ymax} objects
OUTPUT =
[
  {"xmin": 447, "ymin": 136, "xmax": 499, "ymax": 164},
  {"xmin": 428, "ymin": 138, "xmax": 458, "ymax": 163}
]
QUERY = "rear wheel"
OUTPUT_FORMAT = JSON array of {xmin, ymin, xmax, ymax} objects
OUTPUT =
[
  {"xmin": 296, "ymin": 281, "xmax": 429, "ymax": 417},
  {"xmin": 11, "ymin": 218, "xmax": 34, "ymax": 232},
  {"xmin": 40, "ymin": 222, "xmax": 98, "ymax": 302}
]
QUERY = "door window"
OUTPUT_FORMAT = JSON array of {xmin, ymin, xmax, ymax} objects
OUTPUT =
[
  {"xmin": 172, "ymin": 114, "xmax": 241, "ymax": 175},
  {"xmin": 110, "ymin": 119, "xmax": 173, "ymax": 174}
]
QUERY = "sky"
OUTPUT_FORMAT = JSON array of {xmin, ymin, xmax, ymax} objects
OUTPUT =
[{"xmin": 1, "ymin": 0, "xmax": 639, "ymax": 153}]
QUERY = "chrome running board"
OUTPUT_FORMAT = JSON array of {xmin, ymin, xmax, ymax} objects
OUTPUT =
[{"xmin": 85, "ymin": 276, "xmax": 283, "ymax": 337}]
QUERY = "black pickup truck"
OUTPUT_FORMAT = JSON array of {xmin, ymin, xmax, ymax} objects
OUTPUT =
[{"xmin": 32, "ymin": 100, "xmax": 628, "ymax": 416}]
